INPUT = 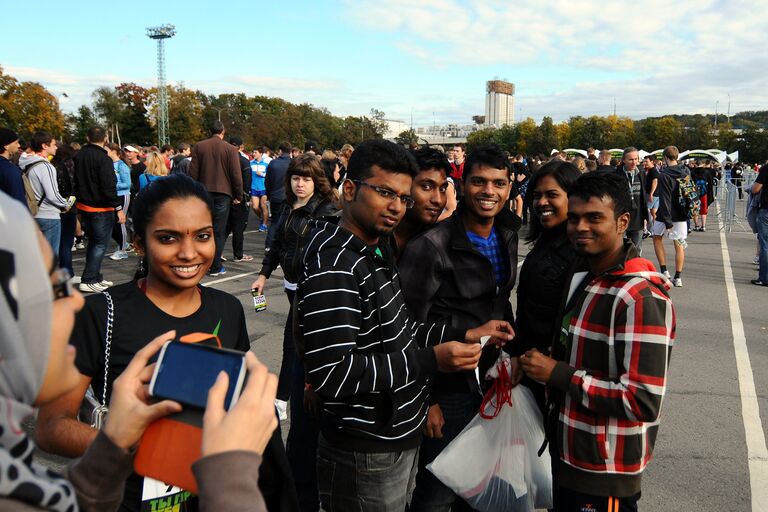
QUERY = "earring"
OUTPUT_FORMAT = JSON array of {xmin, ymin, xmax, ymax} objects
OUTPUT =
[{"xmin": 138, "ymin": 257, "xmax": 145, "ymax": 274}]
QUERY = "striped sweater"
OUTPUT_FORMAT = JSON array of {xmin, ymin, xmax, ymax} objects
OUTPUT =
[{"xmin": 297, "ymin": 220, "xmax": 466, "ymax": 452}]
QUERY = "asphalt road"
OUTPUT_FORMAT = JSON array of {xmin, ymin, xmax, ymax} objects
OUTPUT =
[{"xmin": 33, "ymin": 207, "xmax": 768, "ymax": 511}]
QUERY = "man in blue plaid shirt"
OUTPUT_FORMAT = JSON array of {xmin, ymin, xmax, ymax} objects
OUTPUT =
[{"xmin": 398, "ymin": 144, "xmax": 520, "ymax": 511}]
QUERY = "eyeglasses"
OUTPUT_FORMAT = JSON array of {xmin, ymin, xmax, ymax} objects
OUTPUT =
[{"xmin": 351, "ymin": 180, "xmax": 415, "ymax": 209}]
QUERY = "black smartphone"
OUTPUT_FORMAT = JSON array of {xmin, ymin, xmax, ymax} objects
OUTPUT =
[{"xmin": 149, "ymin": 341, "xmax": 246, "ymax": 410}]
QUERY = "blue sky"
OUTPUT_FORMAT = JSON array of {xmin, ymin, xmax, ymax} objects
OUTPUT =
[{"xmin": 4, "ymin": 0, "xmax": 766, "ymax": 126}]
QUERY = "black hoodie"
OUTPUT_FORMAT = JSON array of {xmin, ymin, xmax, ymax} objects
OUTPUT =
[{"xmin": 656, "ymin": 163, "xmax": 689, "ymax": 227}]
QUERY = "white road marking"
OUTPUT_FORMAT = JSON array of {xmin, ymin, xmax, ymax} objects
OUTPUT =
[
  {"xmin": 718, "ymin": 218, "xmax": 768, "ymax": 510},
  {"xmin": 202, "ymin": 271, "xmax": 259, "ymax": 286}
]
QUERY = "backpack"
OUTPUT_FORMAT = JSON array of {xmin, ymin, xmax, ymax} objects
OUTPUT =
[
  {"xmin": 21, "ymin": 161, "xmax": 46, "ymax": 215},
  {"xmin": 677, "ymin": 174, "xmax": 701, "ymax": 219},
  {"xmin": 695, "ymin": 177, "xmax": 707, "ymax": 198}
]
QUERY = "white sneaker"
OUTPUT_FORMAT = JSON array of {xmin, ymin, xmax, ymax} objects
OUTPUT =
[
  {"xmin": 673, "ymin": 277, "xmax": 683, "ymax": 287},
  {"xmin": 99, "ymin": 280, "xmax": 114, "ymax": 287},
  {"xmin": 70, "ymin": 276, "xmax": 81, "ymax": 284},
  {"xmin": 663, "ymin": 270, "xmax": 671, "ymax": 279},
  {"xmin": 754, "ymin": 256, "xmax": 760, "ymax": 265},
  {"xmin": 79, "ymin": 282, "xmax": 106, "ymax": 293},
  {"xmin": 109, "ymin": 250, "xmax": 128, "ymax": 261},
  {"xmin": 275, "ymin": 399, "xmax": 288, "ymax": 421}
]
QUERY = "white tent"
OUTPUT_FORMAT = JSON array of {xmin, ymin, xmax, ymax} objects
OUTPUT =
[{"xmin": 679, "ymin": 149, "xmax": 727, "ymax": 164}]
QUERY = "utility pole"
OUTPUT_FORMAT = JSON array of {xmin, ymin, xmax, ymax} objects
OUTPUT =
[
  {"xmin": 727, "ymin": 93, "xmax": 731, "ymax": 125},
  {"xmin": 613, "ymin": 97, "xmax": 616, "ymax": 117},
  {"xmin": 715, "ymin": 100, "xmax": 719, "ymax": 131},
  {"xmin": 146, "ymin": 24, "xmax": 176, "ymax": 146}
]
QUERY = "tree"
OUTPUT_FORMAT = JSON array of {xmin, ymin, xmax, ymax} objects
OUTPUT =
[
  {"xmin": 394, "ymin": 129, "xmax": 418, "ymax": 146},
  {"xmin": 0, "ymin": 66, "xmax": 65, "ymax": 138},
  {"xmin": 467, "ymin": 128, "xmax": 499, "ymax": 152},
  {"xmin": 65, "ymin": 105, "xmax": 98, "ymax": 143}
]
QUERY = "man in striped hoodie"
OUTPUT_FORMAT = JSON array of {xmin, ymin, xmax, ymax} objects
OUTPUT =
[
  {"xmin": 297, "ymin": 139, "xmax": 513, "ymax": 512},
  {"xmin": 521, "ymin": 171, "xmax": 675, "ymax": 512}
]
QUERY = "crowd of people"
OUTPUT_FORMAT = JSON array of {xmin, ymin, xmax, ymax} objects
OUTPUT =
[{"xmin": 0, "ymin": 117, "xmax": 766, "ymax": 511}]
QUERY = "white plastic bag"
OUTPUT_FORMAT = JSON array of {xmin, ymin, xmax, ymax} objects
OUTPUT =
[{"xmin": 426, "ymin": 384, "xmax": 553, "ymax": 511}]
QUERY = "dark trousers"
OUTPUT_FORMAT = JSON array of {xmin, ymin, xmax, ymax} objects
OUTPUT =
[
  {"xmin": 226, "ymin": 200, "xmax": 249, "ymax": 259},
  {"xmin": 554, "ymin": 487, "xmax": 639, "ymax": 512},
  {"xmin": 286, "ymin": 348, "xmax": 322, "ymax": 512},
  {"xmin": 80, "ymin": 210, "xmax": 115, "ymax": 284},
  {"xmin": 278, "ymin": 289, "xmax": 297, "ymax": 401},
  {"xmin": 409, "ymin": 392, "xmax": 482, "ymax": 511},
  {"xmin": 210, "ymin": 193, "xmax": 231, "ymax": 272},
  {"xmin": 266, "ymin": 200, "xmax": 283, "ymax": 251},
  {"xmin": 59, "ymin": 209, "xmax": 77, "ymax": 275},
  {"xmin": 111, "ymin": 195, "xmax": 130, "ymax": 250}
]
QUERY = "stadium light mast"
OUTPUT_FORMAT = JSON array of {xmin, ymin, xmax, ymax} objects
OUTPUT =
[{"xmin": 146, "ymin": 24, "xmax": 176, "ymax": 146}]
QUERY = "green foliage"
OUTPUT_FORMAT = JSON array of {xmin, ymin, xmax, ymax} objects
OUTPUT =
[
  {"xmin": 0, "ymin": 66, "xmax": 65, "ymax": 139},
  {"xmin": 394, "ymin": 129, "xmax": 418, "ymax": 146}
]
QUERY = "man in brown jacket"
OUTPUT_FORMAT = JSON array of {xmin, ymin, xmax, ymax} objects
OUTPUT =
[{"xmin": 189, "ymin": 120, "xmax": 243, "ymax": 275}]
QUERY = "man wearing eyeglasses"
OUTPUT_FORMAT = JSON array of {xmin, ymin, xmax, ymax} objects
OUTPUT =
[
  {"xmin": 398, "ymin": 144, "xmax": 520, "ymax": 511},
  {"xmin": 296, "ymin": 139, "xmax": 513, "ymax": 512}
]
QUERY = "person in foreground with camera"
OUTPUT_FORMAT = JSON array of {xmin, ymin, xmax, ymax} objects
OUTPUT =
[
  {"xmin": 36, "ymin": 174, "xmax": 298, "ymax": 511},
  {"xmin": 0, "ymin": 189, "xmax": 277, "ymax": 511}
]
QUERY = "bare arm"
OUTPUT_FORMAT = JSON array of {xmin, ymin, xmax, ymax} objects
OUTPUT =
[
  {"xmin": 752, "ymin": 181, "xmax": 763, "ymax": 194},
  {"xmin": 36, "ymin": 375, "xmax": 98, "ymax": 457},
  {"xmin": 438, "ymin": 181, "xmax": 457, "ymax": 221}
]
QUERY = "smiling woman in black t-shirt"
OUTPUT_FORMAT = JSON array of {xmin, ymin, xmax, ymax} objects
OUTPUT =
[{"xmin": 36, "ymin": 174, "xmax": 298, "ymax": 511}]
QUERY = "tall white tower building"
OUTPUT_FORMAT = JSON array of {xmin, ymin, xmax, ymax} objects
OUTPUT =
[{"xmin": 484, "ymin": 80, "xmax": 515, "ymax": 127}]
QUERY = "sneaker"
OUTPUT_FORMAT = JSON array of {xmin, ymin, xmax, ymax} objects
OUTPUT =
[
  {"xmin": 701, "ymin": 226, "xmax": 706, "ymax": 232},
  {"xmin": 275, "ymin": 399, "xmax": 288, "ymax": 421},
  {"xmin": 75, "ymin": 240, "xmax": 86, "ymax": 250},
  {"xmin": 99, "ymin": 280, "xmax": 114, "ymax": 287},
  {"xmin": 70, "ymin": 276, "xmax": 81, "ymax": 284},
  {"xmin": 109, "ymin": 250, "xmax": 129, "ymax": 261},
  {"xmin": 754, "ymin": 256, "xmax": 760, "ymax": 265},
  {"xmin": 79, "ymin": 282, "xmax": 106, "ymax": 293},
  {"xmin": 750, "ymin": 279, "xmax": 768, "ymax": 287},
  {"xmin": 71, "ymin": 243, "xmax": 77, "ymax": 252},
  {"xmin": 663, "ymin": 270, "xmax": 671, "ymax": 279},
  {"xmin": 208, "ymin": 267, "xmax": 227, "ymax": 277},
  {"xmin": 220, "ymin": 255, "xmax": 228, "ymax": 262},
  {"xmin": 233, "ymin": 254, "xmax": 253, "ymax": 262},
  {"xmin": 673, "ymin": 277, "xmax": 683, "ymax": 287},
  {"xmin": 258, "ymin": 224, "xmax": 268, "ymax": 232}
]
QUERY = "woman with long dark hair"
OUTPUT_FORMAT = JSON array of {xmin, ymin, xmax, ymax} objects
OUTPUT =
[
  {"xmin": 509, "ymin": 160, "xmax": 582, "ymax": 409},
  {"xmin": 250, "ymin": 154, "xmax": 338, "ymax": 512}
]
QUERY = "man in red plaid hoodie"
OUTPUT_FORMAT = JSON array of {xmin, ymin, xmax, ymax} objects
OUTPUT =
[{"xmin": 521, "ymin": 171, "xmax": 675, "ymax": 512}]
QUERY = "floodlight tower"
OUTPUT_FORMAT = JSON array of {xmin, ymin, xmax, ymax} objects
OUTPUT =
[{"xmin": 146, "ymin": 24, "xmax": 176, "ymax": 146}]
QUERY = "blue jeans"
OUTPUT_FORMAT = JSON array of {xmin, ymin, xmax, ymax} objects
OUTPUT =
[
  {"xmin": 36, "ymin": 218, "xmax": 61, "ymax": 257},
  {"xmin": 317, "ymin": 435, "xmax": 419, "ymax": 512},
  {"xmin": 757, "ymin": 209, "xmax": 768, "ymax": 282},
  {"xmin": 210, "ymin": 193, "xmax": 231, "ymax": 272},
  {"xmin": 80, "ymin": 210, "xmax": 115, "ymax": 284},
  {"xmin": 409, "ymin": 392, "xmax": 482, "ymax": 512}
]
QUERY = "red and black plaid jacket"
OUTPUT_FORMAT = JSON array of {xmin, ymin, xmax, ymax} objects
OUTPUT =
[{"xmin": 549, "ymin": 246, "xmax": 675, "ymax": 497}]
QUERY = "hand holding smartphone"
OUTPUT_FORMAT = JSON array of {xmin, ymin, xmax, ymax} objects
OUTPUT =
[{"xmin": 149, "ymin": 341, "xmax": 247, "ymax": 410}]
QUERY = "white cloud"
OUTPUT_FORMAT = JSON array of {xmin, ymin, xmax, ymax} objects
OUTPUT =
[{"xmin": 343, "ymin": 0, "xmax": 768, "ymax": 121}]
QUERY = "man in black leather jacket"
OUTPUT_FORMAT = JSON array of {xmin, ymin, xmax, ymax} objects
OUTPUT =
[{"xmin": 398, "ymin": 144, "xmax": 519, "ymax": 511}]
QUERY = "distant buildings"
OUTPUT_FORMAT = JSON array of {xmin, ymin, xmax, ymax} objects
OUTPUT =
[{"xmin": 484, "ymin": 80, "xmax": 515, "ymax": 127}]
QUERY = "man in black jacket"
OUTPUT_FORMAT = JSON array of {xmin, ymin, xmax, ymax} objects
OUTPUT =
[
  {"xmin": 398, "ymin": 144, "xmax": 519, "ymax": 511},
  {"xmin": 224, "ymin": 136, "xmax": 253, "ymax": 262},
  {"xmin": 652, "ymin": 145, "xmax": 689, "ymax": 287},
  {"xmin": 264, "ymin": 142, "xmax": 291, "ymax": 251},
  {"xmin": 73, "ymin": 126, "xmax": 123, "ymax": 293},
  {"xmin": 617, "ymin": 147, "xmax": 648, "ymax": 254},
  {"xmin": 297, "ymin": 139, "xmax": 512, "ymax": 512}
]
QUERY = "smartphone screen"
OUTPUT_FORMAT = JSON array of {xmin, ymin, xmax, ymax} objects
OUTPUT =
[{"xmin": 151, "ymin": 342, "xmax": 245, "ymax": 410}]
